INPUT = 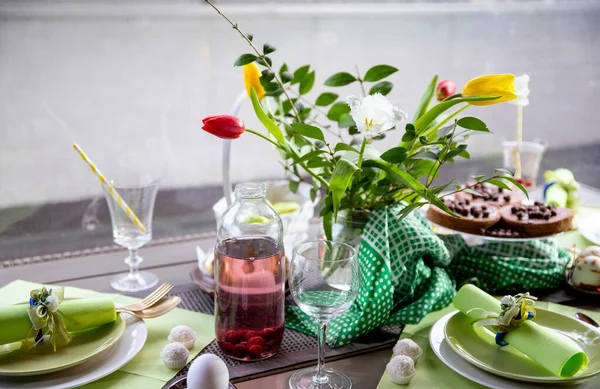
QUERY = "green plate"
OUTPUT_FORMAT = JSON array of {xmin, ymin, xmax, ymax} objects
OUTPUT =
[
  {"xmin": 444, "ymin": 309, "xmax": 600, "ymax": 384},
  {"xmin": 0, "ymin": 314, "xmax": 125, "ymax": 376}
]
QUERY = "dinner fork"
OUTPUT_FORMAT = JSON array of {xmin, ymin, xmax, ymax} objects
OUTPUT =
[
  {"xmin": 121, "ymin": 282, "xmax": 173, "ymax": 312},
  {"xmin": 117, "ymin": 296, "xmax": 181, "ymax": 318}
]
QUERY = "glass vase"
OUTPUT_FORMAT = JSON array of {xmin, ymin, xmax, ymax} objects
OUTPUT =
[{"xmin": 330, "ymin": 209, "xmax": 371, "ymax": 251}]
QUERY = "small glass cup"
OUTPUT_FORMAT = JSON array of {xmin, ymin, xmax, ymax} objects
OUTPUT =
[
  {"xmin": 103, "ymin": 174, "xmax": 160, "ymax": 292},
  {"xmin": 502, "ymin": 140, "xmax": 547, "ymax": 189}
]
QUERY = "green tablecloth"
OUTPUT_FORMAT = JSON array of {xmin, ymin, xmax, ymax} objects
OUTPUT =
[
  {"xmin": 376, "ymin": 206, "xmax": 600, "ymax": 388},
  {"xmin": 0, "ymin": 280, "xmax": 215, "ymax": 388}
]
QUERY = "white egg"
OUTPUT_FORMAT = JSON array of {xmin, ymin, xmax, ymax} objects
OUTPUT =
[{"xmin": 186, "ymin": 354, "xmax": 229, "ymax": 389}]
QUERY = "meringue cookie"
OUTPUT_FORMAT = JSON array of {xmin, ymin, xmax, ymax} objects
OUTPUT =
[
  {"xmin": 160, "ymin": 343, "xmax": 189, "ymax": 369},
  {"xmin": 393, "ymin": 338, "xmax": 423, "ymax": 362},
  {"xmin": 168, "ymin": 325, "xmax": 197, "ymax": 349},
  {"xmin": 386, "ymin": 355, "xmax": 416, "ymax": 385}
]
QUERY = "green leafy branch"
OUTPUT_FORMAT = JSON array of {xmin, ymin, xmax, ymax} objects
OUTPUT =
[
  {"xmin": 205, "ymin": 0, "xmax": 527, "ymax": 236},
  {"xmin": 205, "ymin": 0, "xmax": 302, "ymax": 122}
]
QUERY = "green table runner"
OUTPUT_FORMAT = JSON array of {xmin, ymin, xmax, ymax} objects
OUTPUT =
[
  {"xmin": 0, "ymin": 280, "xmax": 215, "ymax": 388},
  {"xmin": 286, "ymin": 205, "xmax": 581, "ymax": 347}
]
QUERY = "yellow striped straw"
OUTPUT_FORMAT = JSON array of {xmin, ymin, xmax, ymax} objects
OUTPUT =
[
  {"xmin": 72, "ymin": 142, "xmax": 147, "ymax": 233},
  {"xmin": 513, "ymin": 105, "xmax": 523, "ymax": 179}
]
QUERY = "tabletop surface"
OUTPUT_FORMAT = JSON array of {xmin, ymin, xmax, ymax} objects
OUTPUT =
[
  {"xmin": 0, "ymin": 231, "xmax": 395, "ymax": 388},
  {"xmin": 2, "ymin": 226, "xmax": 600, "ymax": 389}
]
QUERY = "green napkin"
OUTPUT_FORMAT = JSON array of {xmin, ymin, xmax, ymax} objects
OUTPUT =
[
  {"xmin": 0, "ymin": 280, "xmax": 215, "ymax": 388},
  {"xmin": 453, "ymin": 284, "xmax": 588, "ymax": 377},
  {"xmin": 546, "ymin": 184, "xmax": 568, "ymax": 207},
  {"xmin": 0, "ymin": 299, "xmax": 116, "ymax": 346},
  {"xmin": 286, "ymin": 206, "xmax": 571, "ymax": 347}
]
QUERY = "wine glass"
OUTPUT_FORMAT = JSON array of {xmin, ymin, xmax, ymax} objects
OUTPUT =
[
  {"xmin": 103, "ymin": 174, "xmax": 160, "ymax": 292},
  {"xmin": 288, "ymin": 240, "xmax": 360, "ymax": 389}
]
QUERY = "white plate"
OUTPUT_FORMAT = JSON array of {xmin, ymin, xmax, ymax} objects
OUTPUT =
[
  {"xmin": 579, "ymin": 216, "xmax": 600, "ymax": 245},
  {"xmin": 430, "ymin": 311, "xmax": 600, "ymax": 389},
  {"xmin": 0, "ymin": 314, "xmax": 147, "ymax": 389}
]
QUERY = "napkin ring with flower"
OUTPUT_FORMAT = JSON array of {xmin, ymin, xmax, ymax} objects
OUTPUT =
[
  {"xmin": 475, "ymin": 292, "xmax": 537, "ymax": 346},
  {"xmin": 24, "ymin": 287, "xmax": 73, "ymax": 352}
]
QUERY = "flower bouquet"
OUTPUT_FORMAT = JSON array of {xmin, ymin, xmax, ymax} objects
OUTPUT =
[{"xmin": 201, "ymin": 0, "xmax": 528, "ymax": 248}]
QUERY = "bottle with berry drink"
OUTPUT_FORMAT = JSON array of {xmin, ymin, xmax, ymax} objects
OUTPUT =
[{"xmin": 214, "ymin": 182, "xmax": 286, "ymax": 360}]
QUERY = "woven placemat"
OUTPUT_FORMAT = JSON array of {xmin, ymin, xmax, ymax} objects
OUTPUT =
[{"xmin": 159, "ymin": 283, "xmax": 402, "ymax": 388}]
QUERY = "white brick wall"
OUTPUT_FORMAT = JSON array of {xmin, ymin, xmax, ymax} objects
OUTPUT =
[{"xmin": 1, "ymin": 1, "xmax": 599, "ymax": 207}]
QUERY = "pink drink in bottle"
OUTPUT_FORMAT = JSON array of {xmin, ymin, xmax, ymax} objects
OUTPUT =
[{"xmin": 214, "ymin": 183, "xmax": 285, "ymax": 360}]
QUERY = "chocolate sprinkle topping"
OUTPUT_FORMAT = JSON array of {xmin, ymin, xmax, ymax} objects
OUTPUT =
[
  {"xmin": 442, "ymin": 198, "xmax": 495, "ymax": 220},
  {"xmin": 509, "ymin": 203, "xmax": 558, "ymax": 221}
]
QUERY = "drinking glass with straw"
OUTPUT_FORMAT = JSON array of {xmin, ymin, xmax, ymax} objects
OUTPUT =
[{"xmin": 73, "ymin": 143, "xmax": 161, "ymax": 292}]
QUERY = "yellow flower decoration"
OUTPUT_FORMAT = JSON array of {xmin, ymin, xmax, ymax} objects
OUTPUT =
[
  {"xmin": 243, "ymin": 63, "xmax": 266, "ymax": 101},
  {"xmin": 462, "ymin": 74, "xmax": 518, "ymax": 106}
]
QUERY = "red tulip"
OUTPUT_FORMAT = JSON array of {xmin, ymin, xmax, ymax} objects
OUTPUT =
[
  {"xmin": 436, "ymin": 79, "xmax": 457, "ymax": 101},
  {"xmin": 202, "ymin": 115, "xmax": 245, "ymax": 139}
]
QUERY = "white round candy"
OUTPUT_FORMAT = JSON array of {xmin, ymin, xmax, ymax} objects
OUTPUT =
[
  {"xmin": 386, "ymin": 355, "xmax": 416, "ymax": 385},
  {"xmin": 168, "ymin": 325, "xmax": 197, "ymax": 349},
  {"xmin": 186, "ymin": 353, "xmax": 229, "ymax": 389},
  {"xmin": 160, "ymin": 343, "xmax": 189, "ymax": 370},
  {"xmin": 392, "ymin": 338, "xmax": 423, "ymax": 362}
]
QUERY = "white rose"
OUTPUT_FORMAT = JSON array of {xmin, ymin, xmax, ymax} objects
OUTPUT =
[
  {"xmin": 500, "ymin": 295, "xmax": 515, "ymax": 307},
  {"xmin": 347, "ymin": 94, "xmax": 407, "ymax": 138},
  {"xmin": 45, "ymin": 294, "xmax": 59, "ymax": 313}
]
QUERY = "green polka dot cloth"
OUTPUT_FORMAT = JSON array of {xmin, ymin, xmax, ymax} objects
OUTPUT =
[
  {"xmin": 442, "ymin": 234, "xmax": 571, "ymax": 291},
  {"xmin": 285, "ymin": 205, "xmax": 571, "ymax": 347}
]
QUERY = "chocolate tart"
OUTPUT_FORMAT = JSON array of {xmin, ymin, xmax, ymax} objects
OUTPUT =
[
  {"xmin": 427, "ymin": 199, "xmax": 501, "ymax": 235},
  {"xmin": 499, "ymin": 202, "xmax": 574, "ymax": 237},
  {"xmin": 455, "ymin": 182, "xmax": 522, "ymax": 207}
]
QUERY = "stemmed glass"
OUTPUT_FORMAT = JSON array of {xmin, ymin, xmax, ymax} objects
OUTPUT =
[
  {"xmin": 288, "ymin": 240, "xmax": 360, "ymax": 389},
  {"xmin": 103, "ymin": 174, "xmax": 160, "ymax": 292}
]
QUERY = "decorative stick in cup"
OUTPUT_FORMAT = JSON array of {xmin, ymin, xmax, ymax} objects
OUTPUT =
[
  {"xmin": 72, "ymin": 142, "xmax": 146, "ymax": 233},
  {"xmin": 514, "ymin": 105, "xmax": 523, "ymax": 180}
]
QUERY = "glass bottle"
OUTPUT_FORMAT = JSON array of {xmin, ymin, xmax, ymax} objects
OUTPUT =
[{"xmin": 214, "ymin": 182, "xmax": 286, "ymax": 361}]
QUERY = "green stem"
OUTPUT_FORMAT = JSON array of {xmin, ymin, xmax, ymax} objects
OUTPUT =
[
  {"xmin": 424, "ymin": 104, "xmax": 469, "ymax": 140},
  {"xmin": 355, "ymin": 65, "xmax": 367, "ymax": 97},
  {"xmin": 440, "ymin": 176, "xmax": 501, "ymax": 199},
  {"xmin": 205, "ymin": 0, "xmax": 302, "ymax": 122},
  {"xmin": 246, "ymin": 128, "xmax": 283, "ymax": 149},
  {"xmin": 285, "ymin": 88, "xmax": 343, "ymax": 139},
  {"xmin": 357, "ymin": 136, "xmax": 367, "ymax": 168},
  {"xmin": 246, "ymin": 129, "xmax": 329, "ymax": 188}
]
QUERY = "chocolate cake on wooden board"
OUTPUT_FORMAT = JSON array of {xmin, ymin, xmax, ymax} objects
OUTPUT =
[
  {"xmin": 426, "ymin": 199, "xmax": 500, "ymax": 235},
  {"xmin": 499, "ymin": 202, "xmax": 574, "ymax": 237}
]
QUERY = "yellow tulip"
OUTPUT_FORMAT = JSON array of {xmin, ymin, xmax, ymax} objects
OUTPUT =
[
  {"xmin": 243, "ymin": 63, "xmax": 266, "ymax": 101},
  {"xmin": 462, "ymin": 74, "xmax": 518, "ymax": 106}
]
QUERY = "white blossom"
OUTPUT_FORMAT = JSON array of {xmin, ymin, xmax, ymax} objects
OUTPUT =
[
  {"xmin": 347, "ymin": 94, "xmax": 407, "ymax": 138},
  {"xmin": 500, "ymin": 295, "xmax": 515, "ymax": 307},
  {"xmin": 509, "ymin": 74, "xmax": 530, "ymax": 107},
  {"xmin": 45, "ymin": 294, "xmax": 59, "ymax": 313}
]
